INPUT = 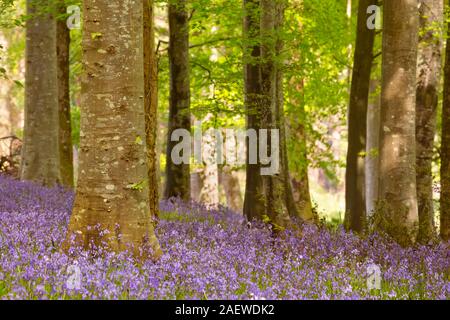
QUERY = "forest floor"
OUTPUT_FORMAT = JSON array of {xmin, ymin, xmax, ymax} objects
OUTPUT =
[{"xmin": 0, "ymin": 174, "xmax": 448, "ymax": 300}]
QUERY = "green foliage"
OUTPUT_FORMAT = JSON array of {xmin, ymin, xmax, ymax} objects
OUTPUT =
[
  {"xmin": 2, "ymin": 0, "xmax": 363, "ymax": 214},
  {"xmin": 154, "ymin": 0, "xmax": 356, "ymax": 188},
  {"xmin": 70, "ymin": 106, "xmax": 80, "ymax": 147},
  {"xmin": 90, "ymin": 32, "xmax": 102, "ymax": 40},
  {"xmin": 126, "ymin": 180, "xmax": 147, "ymax": 191},
  {"xmin": 283, "ymin": 0, "xmax": 355, "ymax": 181}
]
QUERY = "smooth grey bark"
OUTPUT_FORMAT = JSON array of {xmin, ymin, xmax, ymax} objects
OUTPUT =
[
  {"xmin": 190, "ymin": 170, "xmax": 204, "ymax": 202},
  {"xmin": 219, "ymin": 166, "xmax": 243, "ymax": 213},
  {"xmin": 243, "ymin": 0, "xmax": 295, "ymax": 228},
  {"xmin": 21, "ymin": 0, "xmax": 61, "ymax": 186},
  {"xmin": 260, "ymin": 0, "xmax": 291, "ymax": 228},
  {"xmin": 199, "ymin": 126, "xmax": 219, "ymax": 206},
  {"xmin": 377, "ymin": 0, "xmax": 419, "ymax": 246},
  {"xmin": 0, "ymin": 31, "xmax": 12, "ymax": 155},
  {"xmin": 64, "ymin": 0, "xmax": 161, "ymax": 258},
  {"xmin": 0, "ymin": 80, "xmax": 11, "ymax": 154}
]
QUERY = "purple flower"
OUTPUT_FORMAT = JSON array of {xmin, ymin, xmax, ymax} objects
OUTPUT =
[{"xmin": 0, "ymin": 174, "xmax": 448, "ymax": 300}]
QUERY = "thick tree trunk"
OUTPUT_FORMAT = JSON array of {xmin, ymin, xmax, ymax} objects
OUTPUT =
[
  {"xmin": 260, "ymin": 0, "xmax": 291, "ymax": 228},
  {"xmin": 441, "ymin": 7, "xmax": 450, "ymax": 242},
  {"xmin": 57, "ymin": 2, "xmax": 74, "ymax": 188},
  {"xmin": 344, "ymin": 0, "xmax": 377, "ymax": 233},
  {"xmin": 377, "ymin": 0, "xmax": 419, "ymax": 246},
  {"xmin": 164, "ymin": 0, "xmax": 191, "ymax": 201},
  {"xmin": 415, "ymin": 0, "xmax": 442, "ymax": 243},
  {"xmin": 243, "ymin": 0, "xmax": 265, "ymax": 221},
  {"xmin": 366, "ymin": 78, "xmax": 380, "ymax": 219},
  {"xmin": 65, "ymin": 0, "xmax": 161, "ymax": 258},
  {"xmin": 144, "ymin": 0, "xmax": 159, "ymax": 219},
  {"xmin": 21, "ymin": 0, "xmax": 60, "ymax": 186}
]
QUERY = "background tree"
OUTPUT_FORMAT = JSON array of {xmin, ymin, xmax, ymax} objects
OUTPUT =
[
  {"xmin": 344, "ymin": 0, "xmax": 377, "ymax": 233},
  {"xmin": 276, "ymin": 1, "xmax": 303, "ymax": 221},
  {"xmin": 144, "ymin": 0, "xmax": 159, "ymax": 218},
  {"xmin": 415, "ymin": 0, "xmax": 443, "ymax": 243},
  {"xmin": 243, "ymin": 0, "xmax": 265, "ymax": 220},
  {"xmin": 65, "ymin": 0, "xmax": 161, "ymax": 257},
  {"xmin": 199, "ymin": 125, "xmax": 220, "ymax": 206},
  {"xmin": 287, "ymin": 94, "xmax": 314, "ymax": 221},
  {"xmin": 377, "ymin": 0, "xmax": 419, "ymax": 245},
  {"xmin": 6, "ymin": 0, "xmax": 445, "ymax": 248},
  {"xmin": 219, "ymin": 165, "xmax": 243, "ymax": 213},
  {"xmin": 21, "ymin": 0, "xmax": 60, "ymax": 186},
  {"xmin": 259, "ymin": 0, "xmax": 291, "ymax": 227},
  {"xmin": 441, "ymin": 1, "xmax": 450, "ymax": 242},
  {"xmin": 0, "ymin": 1, "xmax": 25, "ymax": 146},
  {"xmin": 365, "ymin": 77, "xmax": 381, "ymax": 219},
  {"xmin": 164, "ymin": 0, "xmax": 191, "ymax": 200},
  {"xmin": 0, "ymin": 32, "xmax": 12, "ymax": 155},
  {"xmin": 57, "ymin": 0, "xmax": 74, "ymax": 188}
]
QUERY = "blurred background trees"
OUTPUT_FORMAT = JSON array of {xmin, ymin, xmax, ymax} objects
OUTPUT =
[{"xmin": 1, "ymin": 0, "xmax": 449, "ymax": 246}]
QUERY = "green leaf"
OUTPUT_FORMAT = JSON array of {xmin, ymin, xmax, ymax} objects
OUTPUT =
[
  {"xmin": 126, "ymin": 180, "xmax": 146, "ymax": 191},
  {"xmin": 13, "ymin": 80, "xmax": 23, "ymax": 88},
  {"xmin": 91, "ymin": 32, "xmax": 103, "ymax": 40},
  {"xmin": 135, "ymin": 136, "xmax": 143, "ymax": 145}
]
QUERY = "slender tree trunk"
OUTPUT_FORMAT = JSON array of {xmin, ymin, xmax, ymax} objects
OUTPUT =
[
  {"xmin": 0, "ymin": 77, "xmax": 11, "ymax": 138},
  {"xmin": 366, "ymin": 78, "xmax": 380, "ymax": 219},
  {"xmin": 243, "ymin": 0, "xmax": 265, "ymax": 221},
  {"xmin": 191, "ymin": 170, "xmax": 204, "ymax": 202},
  {"xmin": 288, "ymin": 78, "xmax": 315, "ymax": 221},
  {"xmin": 0, "ymin": 29, "xmax": 23, "ymax": 137},
  {"xmin": 219, "ymin": 130, "xmax": 243, "ymax": 212},
  {"xmin": 344, "ymin": 0, "xmax": 377, "ymax": 233},
  {"xmin": 0, "ymin": 82, "xmax": 11, "ymax": 156},
  {"xmin": 21, "ymin": 0, "xmax": 60, "ymax": 186},
  {"xmin": 144, "ymin": 0, "xmax": 159, "ymax": 219},
  {"xmin": 377, "ymin": 0, "xmax": 419, "ymax": 246},
  {"xmin": 57, "ymin": 1, "xmax": 74, "ymax": 188},
  {"xmin": 290, "ymin": 131, "xmax": 314, "ymax": 221},
  {"xmin": 219, "ymin": 166, "xmax": 243, "ymax": 213},
  {"xmin": 164, "ymin": 0, "xmax": 191, "ymax": 201},
  {"xmin": 441, "ymin": 4, "xmax": 450, "ymax": 242},
  {"xmin": 415, "ymin": 0, "xmax": 442, "ymax": 243},
  {"xmin": 64, "ymin": 0, "xmax": 161, "ymax": 258},
  {"xmin": 200, "ymin": 127, "xmax": 219, "ymax": 207},
  {"xmin": 275, "ymin": 21, "xmax": 295, "ymax": 219},
  {"xmin": 346, "ymin": 0, "xmax": 353, "ymax": 91},
  {"xmin": 0, "ymin": 31, "xmax": 12, "ymax": 155}
]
